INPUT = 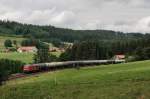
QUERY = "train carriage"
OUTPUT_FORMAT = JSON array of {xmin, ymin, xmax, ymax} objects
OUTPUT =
[{"xmin": 23, "ymin": 60, "xmax": 125, "ymax": 73}]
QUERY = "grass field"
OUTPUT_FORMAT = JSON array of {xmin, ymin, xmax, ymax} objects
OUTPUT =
[
  {"xmin": 0, "ymin": 35, "xmax": 25, "ymax": 49},
  {"xmin": 0, "ymin": 35, "xmax": 54, "ymax": 50},
  {"xmin": 0, "ymin": 52, "xmax": 62, "ymax": 64},
  {"xmin": 51, "ymin": 51, "xmax": 62, "ymax": 57},
  {"xmin": 1, "ymin": 60, "xmax": 150, "ymax": 99},
  {"xmin": 0, "ymin": 52, "xmax": 34, "ymax": 63}
]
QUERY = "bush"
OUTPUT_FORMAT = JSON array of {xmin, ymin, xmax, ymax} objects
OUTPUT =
[
  {"xmin": 59, "ymin": 52, "xmax": 71, "ymax": 61},
  {"xmin": 33, "ymin": 41, "xmax": 50, "ymax": 63},
  {"xmin": 0, "ymin": 69, "xmax": 9, "ymax": 85},
  {"xmin": 8, "ymin": 47, "xmax": 17, "ymax": 52},
  {"xmin": 0, "ymin": 59, "xmax": 25, "ymax": 85},
  {"xmin": 134, "ymin": 47, "xmax": 150, "ymax": 61},
  {"xmin": 49, "ymin": 54, "xmax": 58, "ymax": 62},
  {"xmin": 4, "ymin": 39, "xmax": 12, "ymax": 48},
  {"xmin": 21, "ymin": 39, "xmax": 39, "ymax": 46}
]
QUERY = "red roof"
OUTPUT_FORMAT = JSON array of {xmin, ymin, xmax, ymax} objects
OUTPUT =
[
  {"xmin": 18, "ymin": 46, "xmax": 36, "ymax": 51},
  {"xmin": 115, "ymin": 55, "xmax": 125, "ymax": 59}
]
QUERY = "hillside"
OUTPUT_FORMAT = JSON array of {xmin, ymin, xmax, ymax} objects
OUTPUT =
[
  {"xmin": 0, "ymin": 52, "xmax": 61, "ymax": 64},
  {"xmin": 0, "ymin": 20, "xmax": 149, "ymax": 43},
  {"xmin": 0, "ymin": 52, "xmax": 33, "ymax": 63},
  {"xmin": 0, "ymin": 35, "xmax": 25, "ymax": 50},
  {"xmin": 1, "ymin": 60, "xmax": 150, "ymax": 99}
]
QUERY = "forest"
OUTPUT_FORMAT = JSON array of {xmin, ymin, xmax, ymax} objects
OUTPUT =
[
  {"xmin": 60, "ymin": 39, "xmax": 150, "ymax": 61},
  {"xmin": 0, "ymin": 20, "xmax": 150, "ymax": 43}
]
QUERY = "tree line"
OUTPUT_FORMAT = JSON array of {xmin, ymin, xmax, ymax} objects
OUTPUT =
[
  {"xmin": 0, "ymin": 20, "xmax": 150, "ymax": 43},
  {"xmin": 60, "ymin": 38, "xmax": 150, "ymax": 61}
]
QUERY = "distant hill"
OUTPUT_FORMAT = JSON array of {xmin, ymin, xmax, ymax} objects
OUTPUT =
[{"xmin": 0, "ymin": 20, "xmax": 150, "ymax": 42}]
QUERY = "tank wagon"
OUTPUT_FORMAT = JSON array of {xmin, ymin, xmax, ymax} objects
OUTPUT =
[{"xmin": 23, "ymin": 60, "xmax": 125, "ymax": 73}]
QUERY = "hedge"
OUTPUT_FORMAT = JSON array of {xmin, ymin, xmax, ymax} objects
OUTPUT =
[{"xmin": 0, "ymin": 59, "xmax": 25, "ymax": 85}]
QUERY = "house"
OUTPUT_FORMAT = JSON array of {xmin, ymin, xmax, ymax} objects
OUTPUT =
[
  {"xmin": 49, "ymin": 47, "xmax": 65, "ymax": 52},
  {"xmin": 114, "ymin": 55, "xmax": 125, "ymax": 60},
  {"xmin": 17, "ymin": 46, "xmax": 37, "ymax": 53},
  {"xmin": 49, "ymin": 47, "xmax": 59, "ymax": 52}
]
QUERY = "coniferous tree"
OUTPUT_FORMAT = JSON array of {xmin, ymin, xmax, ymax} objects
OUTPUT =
[{"xmin": 33, "ymin": 41, "xmax": 50, "ymax": 63}]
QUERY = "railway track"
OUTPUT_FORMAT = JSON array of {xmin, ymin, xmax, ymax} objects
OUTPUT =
[{"xmin": 8, "ymin": 71, "xmax": 50, "ymax": 80}]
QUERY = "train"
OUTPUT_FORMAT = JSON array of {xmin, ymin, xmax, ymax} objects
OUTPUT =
[{"xmin": 23, "ymin": 59, "xmax": 125, "ymax": 73}]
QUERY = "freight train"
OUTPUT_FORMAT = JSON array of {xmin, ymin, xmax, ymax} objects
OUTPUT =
[{"xmin": 23, "ymin": 60, "xmax": 125, "ymax": 73}]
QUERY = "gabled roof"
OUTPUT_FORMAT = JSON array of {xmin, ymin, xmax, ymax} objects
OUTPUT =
[
  {"xmin": 18, "ymin": 46, "xmax": 36, "ymax": 51},
  {"xmin": 115, "ymin": 55, "xmax": 125, "ymax": 59}
]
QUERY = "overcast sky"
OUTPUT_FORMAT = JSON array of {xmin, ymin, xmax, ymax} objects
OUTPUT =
[{"xmin": 0, "ymin": 0, "xmax": 150, "ymax": 33}]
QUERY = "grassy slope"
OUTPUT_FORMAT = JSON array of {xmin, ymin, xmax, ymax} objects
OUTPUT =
[
  {"xmin": 0, "ymin": 35, "xmax": 25, "ymax": 49},
  {"xmin": 0, "ymin": 36, "xmax": 55, "ymax": 50},
  {"xmin": 0, "ymin": 35, "xmax": 60, "ymax": 63},
  {"xmin": 1, "ymin": 60, "xmax": 150, "ymax": 99},
  {"xmin": 0, "ymin": 52, "xmax": 61, "ymax": 64},
  {"xmin": 0, "ymin": 35, "xmax": 34, "ymax": 63},
  {"xmin": 0, "ymin": 52, "xmax": 34, "ymax": 63}
]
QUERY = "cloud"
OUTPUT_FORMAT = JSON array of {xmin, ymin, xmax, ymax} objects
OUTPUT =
[
  {"xmin": 133, "ymin": 16, "xmax": 150, "ymax": 33},
  {"xmin": 99, "ymin": 16, "xmax": 150, "ymax": 33},
  {"xmin": 0, "ymin": 0, "xmax": 150, "ymax": 33},
  {"xmin": 50, "ymin": 11, "xmax": 77, "ymax": 26}
]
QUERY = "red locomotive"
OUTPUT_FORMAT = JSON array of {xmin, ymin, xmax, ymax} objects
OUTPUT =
[{"xmin": 23, "ymin": 64, "xmax": 40, "ymax": 72}]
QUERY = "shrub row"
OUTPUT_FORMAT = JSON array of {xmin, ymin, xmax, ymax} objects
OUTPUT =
[{"xmin": 0, "ymin": 59, "xmax": 25, "ymax": 85}]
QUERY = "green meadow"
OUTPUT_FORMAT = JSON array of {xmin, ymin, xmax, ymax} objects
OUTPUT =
[
  {"xmin": 1, "ymin": 60, "xmax": 150, "ymax": 99},
  {"xmin": 0, "ymin": 52, "xmax": 62, "ymax": 64},
  {"xmin": 0, "ymin": 35, "xmax": 61, "ymax": 64},
  {"xmin": 0, "ymin": 52, "xmax": 34, "ymax": 64},
  {"xmin": 0, "ymin": 35, "xmax": 25, "ymax": 49}
]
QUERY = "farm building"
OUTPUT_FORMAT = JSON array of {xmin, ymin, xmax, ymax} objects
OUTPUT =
[
  {"xmin": 49, "ymin": 47, "xmax": 65, "ymax": 52},
  {"xmin": 49, "ymin": 47, "xmax": 59, "ymax": 52},
  {"xmin": 114, "ymin": 55, "xmax": 125, "ymax": 60},
  {"xmin": 17, "ymin": 46, "xmax": 37, "ymax": 53}
]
